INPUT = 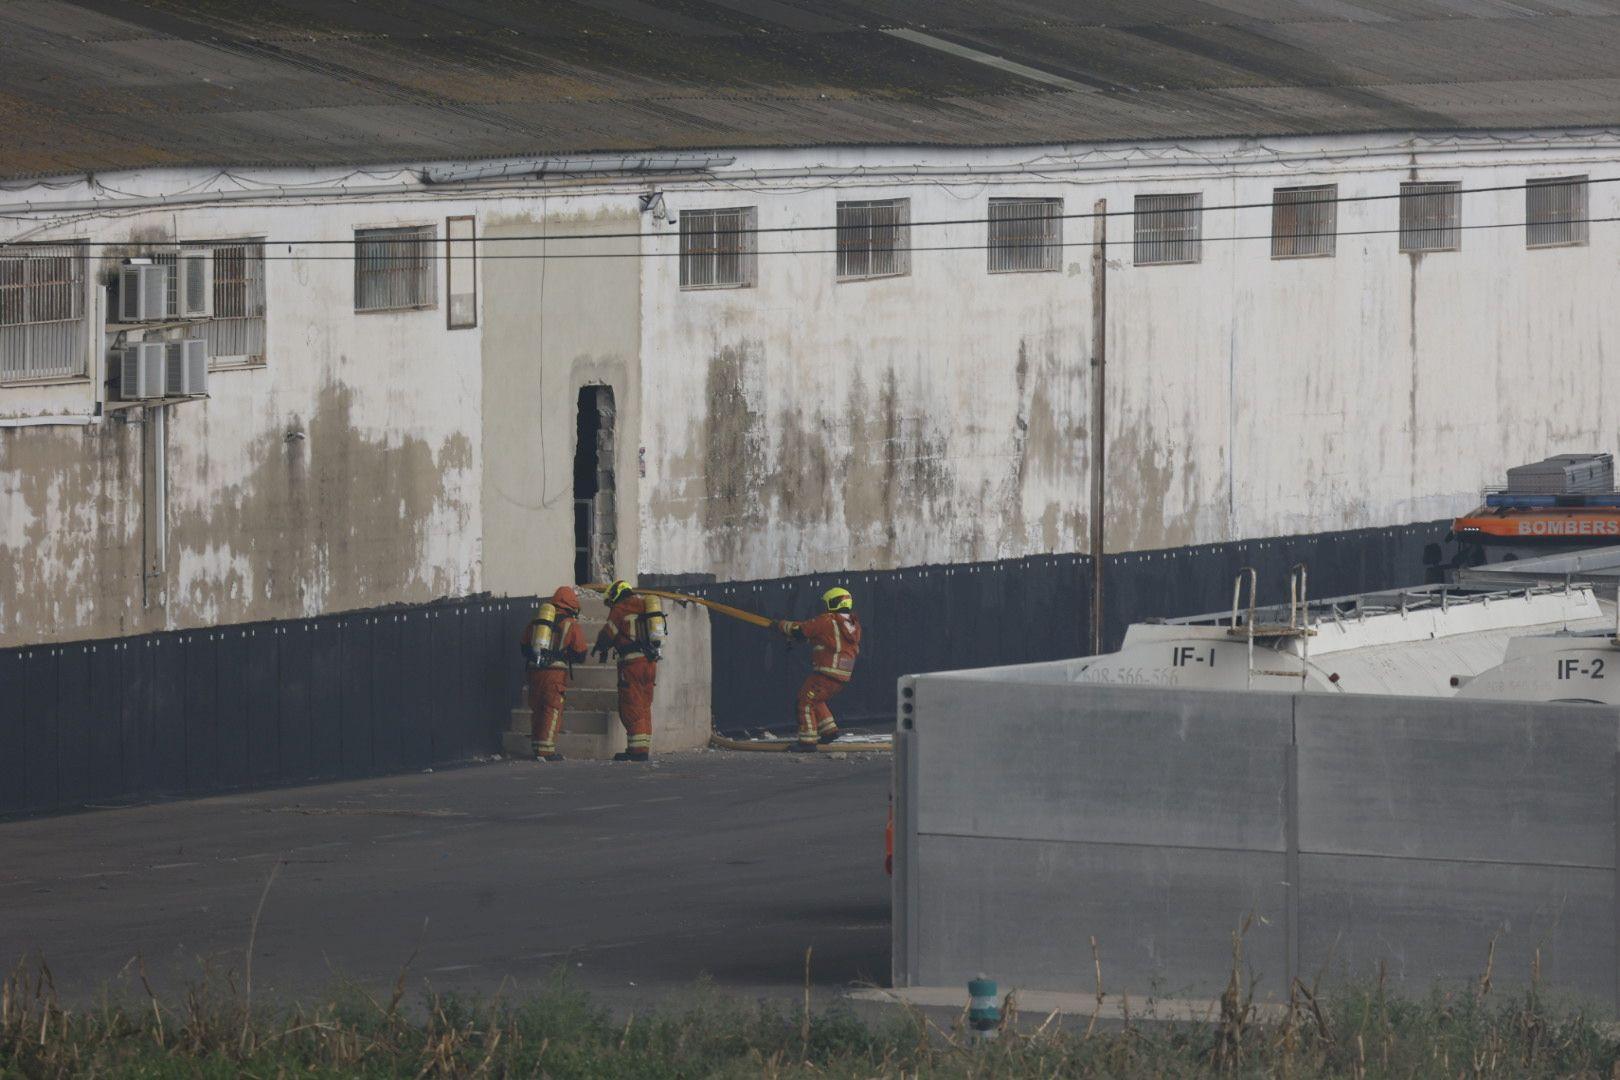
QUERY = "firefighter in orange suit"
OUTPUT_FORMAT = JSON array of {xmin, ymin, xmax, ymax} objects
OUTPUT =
[
  {"xmin": 776, "ymin": 587, "xmax": 862, "ymax": 751},
  {"xmin": 593, "ymin": 579, "xmax": 666, "ymax": 763},
  {"xmin": 520, "ymin": 586, "xmax": 590, "ymax": 761}
]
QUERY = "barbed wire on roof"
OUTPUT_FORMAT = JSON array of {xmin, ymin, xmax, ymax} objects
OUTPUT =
[{"xmin": 3, "ymin": 173, "xmax": 1616, "ymax": 249}]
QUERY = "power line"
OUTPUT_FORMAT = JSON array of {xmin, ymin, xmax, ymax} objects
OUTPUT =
[
  {"xmin": 2, "ymin": 175, "xmax": 1611, "ymax": 248},
  {"xmin": 23, "ymin": 213, "xmax": 1602, "ymax": 260}
]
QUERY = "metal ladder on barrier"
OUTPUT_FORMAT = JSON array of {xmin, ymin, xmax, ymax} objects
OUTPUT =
[{"xmin": 1228, "ymin": 564, "xmax": 1314, "ymax": 689}]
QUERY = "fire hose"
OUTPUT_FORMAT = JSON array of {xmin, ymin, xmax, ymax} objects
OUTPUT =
[{"xmin": 582, "ymin": 583, "xmax": 891, "ymax": 753}]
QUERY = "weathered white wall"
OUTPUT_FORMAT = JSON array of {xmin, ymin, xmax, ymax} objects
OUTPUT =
[
  {"xmin": 0, "ymin": 193, "xmax": 486, "ymax": 645},
  {"xmin": 638, "ymin": 182, "xmax": 1092, "ymax": 581},
  {"xmin": 635, "ymin": 133, "xmax": 1620, "ymax": 581},
  {"xmin": 5, "ymin": 130, "xmax": 1620, "ymax": 653}
]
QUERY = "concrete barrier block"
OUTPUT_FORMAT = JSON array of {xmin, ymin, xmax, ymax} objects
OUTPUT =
[
  {"xmin": 913, "ymin": 834, "xmax": 1288, "ymax": 997},
  {"xmin": 913, "ymin": 680, "xmax": 1291, "ymax": 852},
  {"xmin": 1295, "ymin": 695, "xmax": 1618, "ymax": 867},
  {"xmin": 1299, "ymin": 853, "xmax": 1613, "ymax": 1005}
]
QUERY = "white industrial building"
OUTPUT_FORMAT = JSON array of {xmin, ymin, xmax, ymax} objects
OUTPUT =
[{"xmin": 5, "ymin": 0, "xmax": 1620, "ymax": 806}]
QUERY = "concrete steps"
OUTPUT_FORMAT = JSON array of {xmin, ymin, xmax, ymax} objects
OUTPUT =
[{"xmin": 504, "ymin": 592, "xmax": 624, "ymax": 759}]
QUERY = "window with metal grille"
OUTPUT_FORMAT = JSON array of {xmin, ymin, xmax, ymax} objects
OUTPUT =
[
  {"xmin": 987, "ymin": 198, "xmax": 1062, "ymax": 273},
  {"xmin": 153, "ymin": 241, "xmax": 268, "ymax": 364},
  {"xmin": 446, "ymin": 216, "xmax": 477, "ymax": 328},
  {"xmin": 1526, "ymin": 176, "xmax": 1589, "ymax": 248},
  {"xmin": 1271, "ymin": 185, "xmax": 1337, "ymax": 258},
  {"xmin": 0, "ymin": 243, "xmax": 86, "ymax": 382},
  {"xmin": 1133, "ymin": 193, "xmax": 1203, "ymax": 265},
  {"xmin": 836, "ymin": 198, "xmax": 911, "ymax": 281},
  {"xmin": 355, "ymin": 225, "xmax": 437, "ymax": 312},
  {"xmin": 1398, "ymin": 182, "xmax": 1461, "ymax": 253},
  {"xmin": 680, "ymin": 207, "xmax": 757, "ymax": 289},
  {"xmin": 207, "ymin": 240, "xmax": 266, "ymax": 365}
]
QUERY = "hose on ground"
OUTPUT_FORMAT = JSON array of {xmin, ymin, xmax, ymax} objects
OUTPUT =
[{"xmin": 709, "ymin": 732, "xmax": 891, "ymax": 753}]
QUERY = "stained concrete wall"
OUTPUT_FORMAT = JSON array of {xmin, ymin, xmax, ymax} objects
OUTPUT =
[
  {"xmin": 634, "ymin": 132, "xmax": 1620, "ymax": 586},
  {"xmin": 894, "ymin": 676, "xmax": 1620, "ymax": 1008},
  {"xmin": 7, "ymin": 131, "xmax": 1620, "ymax": 669}
]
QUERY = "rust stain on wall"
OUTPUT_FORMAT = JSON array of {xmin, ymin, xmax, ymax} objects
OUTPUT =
[
  {"xmin": 166, "ymin": 380, "xmax": 473, "ymax": 626},
  {"xmin": 0, "ymin": 422, "xmax": 144, "ymax": 643},
  {"xmin": 700, "ymin": 341, "xmax": 768, "ymax": 566},
  {"xmin": 0, "ymin": 379, "xmax": 474, "ymax": 648}
]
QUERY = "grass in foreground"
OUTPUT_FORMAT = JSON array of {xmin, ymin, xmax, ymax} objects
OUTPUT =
[{"xmin": 3, "ymin": 956, "xmax": 1619, "ymax": 1078}]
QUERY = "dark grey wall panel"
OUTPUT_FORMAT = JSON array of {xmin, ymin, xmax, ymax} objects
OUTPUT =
[
  {"xmin": 914, "ymin": 680, "xmax": 1291, "ymax": 851},
  {"xmin": 149, "ymin": 635, "xmax": 186, "ymax": 796},
  {"xmin": 1296, "ymin": 694, "xmax": 1617, "ymax": 867},
  {"xmin": 246, "ymin": 626, "xmax": 281, "ymax": 785},
  {"xmin": 307, "ymin": 620, "xmax": 344, "ymax": 781},
  {"xmin": 181, "ymin": 632, "xmax": 218, "ymax": 794},
  {"xmin": 277, "ymin": 625, "xmax": 313, "ymax": 782},
  {"xmin": 914, "ymin": 834, "xmax": 1288, "ymax": 996},
  {"xmin": 216, "ymin": 631, "xmax": 251, "ymax": 791},
  {"xmin": 23, "ymin": 648, "xmax": 58, "ymax": 811},
  {"xmin": 86, "ymin": 641, "xmax": 124, "ymax": 801},
  {"xmin": 0, "ymin": 596, "xmax": 535, "ymax": 817},
  {"xmin": 370, "ymin": 613, "xmax": 404, "ymax": 775},
  {"xmin": 1299, "ymin": 854, "xmax": 1613, "ymax": 1004},
  {"xmin": 399, "ymin": 612, "xmax": 434, "ymax": 769},
  {"xmin": 54, "ymin": 645, "xmax": 91, "ymax": 806},
  {"xmin": 339, "ymin": 617, "xmax": 374, "ymax": 778},
  {"xmin": 0, "ymin": 651, "xmax": 26, "ymax": 815}
]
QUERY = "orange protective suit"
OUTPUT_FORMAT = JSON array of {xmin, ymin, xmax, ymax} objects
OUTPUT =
[
  {"xmin": 521, "ymin": 596, "xmax": 588, "ymax": 757},
  {"xmin": 596, "ymin": 594, "xmax": 659, "ymax": 757},
  {"xmin": 780, "ymin": 610, "xmax": 862, "ymax": 746}
]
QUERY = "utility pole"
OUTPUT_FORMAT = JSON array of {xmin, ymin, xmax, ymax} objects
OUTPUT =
[{"xmin": 1089, "ymin": 199, "xmax": 1107, "ymax": 655}]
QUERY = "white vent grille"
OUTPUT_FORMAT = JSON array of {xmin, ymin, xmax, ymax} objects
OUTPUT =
[
  {"xmin": 987, "ymin": 198, "xmax": 1062, "ymax": 273},
  {"xmin": 119, "ymin": 342, "xmax": 167, "ymax": 399},
  {"xmin": 836, "ymin": 198, "xmax": 911, "ymax": 280},
  {"xmin": 1133, "ymin": 193, "xmax": 1203, "ymax": 265},
  {"xmin": 1526, "ymin": 176, "xmax": 1589, "ymax": 248},
  {"xmin": 165, "ymin": 339, "xmax": 208, "ymax": 396},
  {"xmin": 118, "ymin": 264, "xmax": 169, "ymax": 322},
  {"xmin": 1271, "ymin": 185, "xmax": 1337, "ymax": 258},
  {"xmin": 0, "ymin": 243, "xmax": 86, "ymax": 382},
  {"xmin": 355, "ymin": 225, "xmax": 437, "ymax": 312},
  {"xmin": 680, "ymin": 207, "xmax": 758, "ymax": 289},
  {"xmin": 1398, "ymin": 181, "xmax": 1462, "ymax": 253}
]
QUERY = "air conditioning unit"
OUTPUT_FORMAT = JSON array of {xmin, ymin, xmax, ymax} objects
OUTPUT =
[
  {"xmin": 118, "ymin": 342, "xmax": 167, "ymax": 400},
  {"xmin": 165, "ymin": 339, "xmax": 208, "ymax": 397},
  {"xmin": 117, "ymin": 264, "xmax": 169, "ymax": 322},
  {"xmin": 176, "ymin": 248, "xmax": 213, "ymax": 318}
]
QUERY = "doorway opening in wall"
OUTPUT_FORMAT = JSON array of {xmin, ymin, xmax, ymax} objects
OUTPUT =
[{"xmin": 574, "ymin": 385, "xmax": 617, "ymax": 586}]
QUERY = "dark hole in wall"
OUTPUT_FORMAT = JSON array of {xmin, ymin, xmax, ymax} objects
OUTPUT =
[{"xmin": 574, "ymin": 385, "xmax": 616, "ymax": 584}]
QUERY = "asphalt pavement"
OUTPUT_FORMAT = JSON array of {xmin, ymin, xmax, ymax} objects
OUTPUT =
[{"xmin": 0, "ymin": 751, "xmax": 892, "ymax": 1013}]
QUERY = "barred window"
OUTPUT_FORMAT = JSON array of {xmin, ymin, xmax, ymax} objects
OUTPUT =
[
  {"xmin": 680, "ymin": 207, "xmax": 757, "ymax": 289},
  {"xmin": 1133, "ymin": 193, "xmax": 1202, "ymax": 265},
  {"xmin": 355, "ymin": 225, "xmax": 437, "ymax": 312},
  {"xmin": 1271, "ymin": 185, "xmax": 1337, "ymax": 259},
  {"xmin": 836, "ymin": 198, "xmax": 910, "ymax": 281},
  {"xmin": 0, "ymin": 243, "xmax": 87, "ymax": 382},
  {"xmin": 988, "ymin": 198, "xmax": 1061, "ymax": 273},
  {"xmin": 1398, "ymin": 182, "xmax": 1461, "ymax": 253},
  {"xmin": 1526, "ymin": 176, "xmax": 1588, "ymax": 249},
  {"xmin": 207, "ymin": 240, "xmax": 266, "ymax": 365}
]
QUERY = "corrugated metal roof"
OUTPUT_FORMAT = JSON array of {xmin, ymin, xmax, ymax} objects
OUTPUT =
[{"xmin": 7, "ymin": 0, "xmax": 1620, "ymax": 180}]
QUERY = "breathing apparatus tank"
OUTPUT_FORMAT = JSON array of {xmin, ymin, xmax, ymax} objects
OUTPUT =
[
  {"xmin": 529, "ymin": 602, "xmax": 560, "ymax": 662},
  {"xmin": 638, "ymin": 595, "xmax": 667, "ymax": 660}
]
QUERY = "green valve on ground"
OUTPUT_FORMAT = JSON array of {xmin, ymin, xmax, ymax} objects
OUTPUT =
[{"xmin": 967, "ymin": 974, "xmax": 1000, "ymax": 1041}]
